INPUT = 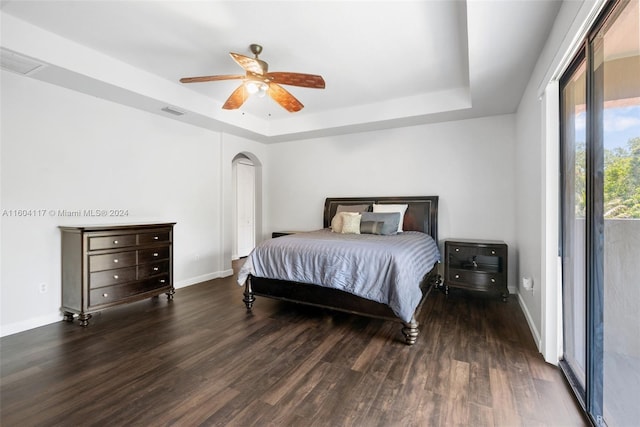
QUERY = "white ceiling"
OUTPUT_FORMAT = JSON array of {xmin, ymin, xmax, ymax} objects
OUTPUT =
[{"xmin": 0, "ymin": 0, "xmax": 562, "ymax": 143}]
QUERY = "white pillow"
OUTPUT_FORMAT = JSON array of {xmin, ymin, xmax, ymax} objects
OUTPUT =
[
  {"xmin": 341, "ymin": 213, "xmax": 361, "ymax": 234},
  {"xmin": 373, "ymin": 204, "xmax": 408, "ymax": 232},
  {"xmin": 331, "ymin": 211, "xmax": 359, "ymax": 233}
]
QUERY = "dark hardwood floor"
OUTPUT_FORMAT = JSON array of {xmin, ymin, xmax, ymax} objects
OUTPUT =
[{"xmin": 1, "ymin": 261, "xmax": 587, "ymax": 426}]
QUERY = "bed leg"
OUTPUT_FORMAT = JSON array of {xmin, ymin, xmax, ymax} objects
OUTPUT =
[
  {"xmin": 402, "ymin": 319, "xmax": 419, "ymax": 345},
  {"xmin": 243, "ymin": 279, "xmax": 255, "ymax": 311}
]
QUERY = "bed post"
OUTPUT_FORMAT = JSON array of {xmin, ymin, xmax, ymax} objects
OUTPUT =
[
  {"xmin": 243, "ymin": 277, "xmax": 255, "ymax": 310},
  {"xmin": 402, "ymin": 319, "xmax": 419, "ymax": 345}
]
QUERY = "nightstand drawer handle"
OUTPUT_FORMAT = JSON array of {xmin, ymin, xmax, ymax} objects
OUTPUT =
[
  {"xmin": 153, "ymin": 252, "xmax": 159, "ymax": 257},
  {"xmin": 102, "ymin": 293, "xmax": 109, "ymax": 298},
  {"xmin": 113, "ymin": 275, "xmax": 119, "ymax": 279},
  {"xmin": 113, "ymin": 259, "xmax": 119, "ymax": 263},
  {"xmin": 153, "ymin": 267, "xmax": 159, "ymax": 271},
  {"xmin": 113, "ymin": 240, "xmax": 119, "ymax": 244}
]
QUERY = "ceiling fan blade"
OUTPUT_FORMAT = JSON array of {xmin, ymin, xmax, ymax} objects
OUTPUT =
[
  {"xmin": 222, "ymin": 84, "xmax": 249, "ymax": 110},
  {"xmin": 180, "ymin": 74, "xmax": 243, "ymax": 83},
  {"xmin": 266, "ymin": 72, "xmax": 325, "ymax": 89},
  {"xmin": 268, "ymin": 83, "xmax": 304, "ymax": 112},
  {"xmin": 230, "ymin": 52, "xmax": 267, "ymax": 74}
]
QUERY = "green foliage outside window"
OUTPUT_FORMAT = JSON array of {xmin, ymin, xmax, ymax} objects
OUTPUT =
[
  {"xmin": 576, "ymin": 137, "xmax": 640, "ymax": 219},
  {"xmin": 604, "ymin": 137, "xmax": 640, "ymax": 218}
]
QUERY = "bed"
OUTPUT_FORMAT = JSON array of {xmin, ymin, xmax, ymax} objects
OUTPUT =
[{"xmin": 237, "ymin": 196, "xmax": 441, "ymax": 345}]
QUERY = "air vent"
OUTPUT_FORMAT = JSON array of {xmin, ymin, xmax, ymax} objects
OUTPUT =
[
  {"xmin": 161, "ymin": 106, "xmax": 185, "ymax": 116},
  {"xmin": 0, "ymin": 48, "xmax": 46, "ymax": 75}
]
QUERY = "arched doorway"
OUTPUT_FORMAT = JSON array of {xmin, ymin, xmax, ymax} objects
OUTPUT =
[{"xmin": 232, "ymin": 154, "xmax": 257, "ymax": 259}]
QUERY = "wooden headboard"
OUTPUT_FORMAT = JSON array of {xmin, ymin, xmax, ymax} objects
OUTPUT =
[{"xmin": 323, "ymin": 196, "xmax": 439, "ymax": 242}]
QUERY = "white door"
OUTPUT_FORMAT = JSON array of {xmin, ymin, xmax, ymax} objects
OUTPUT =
[{"xmin": 236, "ymin": 161, "xmax": 255, "ymax": 257}]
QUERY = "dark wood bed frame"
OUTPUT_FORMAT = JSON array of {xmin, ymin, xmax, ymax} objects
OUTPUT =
[{"xmin": 243, "ymin": 196, "xmax": 441, "ymax": 345}]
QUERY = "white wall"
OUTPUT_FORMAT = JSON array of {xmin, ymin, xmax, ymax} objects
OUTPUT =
[
  {"xmin": 266, "ymin": 115, "xmax": 518, "ymax": 288},
  {"xmin": 0, "ymin": 70, "xmax": 226, "ymax": 336}
]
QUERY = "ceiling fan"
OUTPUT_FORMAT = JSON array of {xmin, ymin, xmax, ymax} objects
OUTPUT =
[{"xmin": 180, "ymin": 44, "xmax": 325, "ymax": 113}]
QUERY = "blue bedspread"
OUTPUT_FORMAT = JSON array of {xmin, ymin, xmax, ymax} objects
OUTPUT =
[{"xmin": 237, "ymin": 229, "xmax": 440, "ymax": 322}]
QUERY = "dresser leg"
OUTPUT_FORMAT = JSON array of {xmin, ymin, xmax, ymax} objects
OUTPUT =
[
  {"xmin": 501, "ymin": 292, "xmax": 508, "ymax": 302},
  {"xmin": 63, "ymin": 312, "xmax": 75, "ymax": 322},
  {"xmin": 78, "ymin": 313, "xmax": 91, "ymax": 327},
  {"xmin": 166, "ymin": 288, "xmax": 175, "ymax": 300}
]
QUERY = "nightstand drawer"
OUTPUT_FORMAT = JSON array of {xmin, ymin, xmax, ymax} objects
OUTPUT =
[{"xmin": 448, "ymin": 269, "xmax": 504, "ymax": 288}]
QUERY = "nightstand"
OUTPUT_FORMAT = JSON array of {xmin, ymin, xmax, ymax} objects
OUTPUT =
[
  {"xmin": 444, "ymin": 239, "xmax": 508, "ymax": 301},
  {"xmin": 271, "ymin": 231, "xmax": 304, "ymax": 238}
]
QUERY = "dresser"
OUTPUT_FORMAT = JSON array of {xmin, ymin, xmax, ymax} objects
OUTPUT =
[
  {"xmin": 60, "ymin": 223, "xmax": 175, "ymax": 326},
  {"xmin": 444, "ymin": 239, "xmax": 508, "ymax": 301}
]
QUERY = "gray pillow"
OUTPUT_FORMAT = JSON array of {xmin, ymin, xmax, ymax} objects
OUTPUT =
[
  {"xmin": 336, "ymin": 204, "xmax": 370, "ymax": 213},
  {"xmin": 360, "ymin": 220, "xmax": 384, "ymax": 235},
  {"xmin": 360, "ymin": 212, "xmax": 401, "ymax": 235}
]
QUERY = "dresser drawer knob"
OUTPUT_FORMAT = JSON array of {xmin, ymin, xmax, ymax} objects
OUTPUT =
[
  {"xmin": 113, "ymin": 259, "xmax": 119, "ymax": 263},
  {"xmin": 491, "ymin": 278, "xmax": 496, "ymax": 283},
  {"xmin": 455, "ymin": 248, "xmax": 460, "ymax": 252},
  {"xmin": 153, "ymin": 252, "xmax": 159, "ymax": 257},
  {"xmin": 102, "ymin": 293, "xmax": 109, "ymax": 298},
  {"xmin": 154, "ymin": 236, "xmax": 159, "ymax": 240},
  {"xmin": 455, "ymin": 274, "xmax": 460, "ymax": 279},
  {"xmin": 113, "ymin": 240, "xmax": 119, "ymax": 244},
  {"xmin": 159, "ymin": 279, "xmax": 166, "ymax": 284},
  {"xmin": 113, "ymin": 275, "xmax": 119, "ymax": 279},
  {"xmin": 491, "ymin": 250, "xmax": 496, "ymax": 255},
  {"xmin": 153, "ymin": 267, "xmax": 159, "ymax": 272}
]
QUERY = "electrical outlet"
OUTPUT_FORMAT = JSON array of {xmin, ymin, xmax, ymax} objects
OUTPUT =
[{"xmin": 39, "ymin": 283, "xmax": 47, "ymax": 293}]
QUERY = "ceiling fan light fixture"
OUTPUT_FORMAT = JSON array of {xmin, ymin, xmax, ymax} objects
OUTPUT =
[{"xmin": 245, "ymin": 80, "xmax": 269, "ymax": 97}]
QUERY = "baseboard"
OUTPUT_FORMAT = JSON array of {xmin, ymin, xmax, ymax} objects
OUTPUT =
[
  {"xmin": 1, "ymin": 313, "xmax": 63, "ymax": 338},
  {"xmin": 175, "ymin": 269, "xmax": 233, "ymax": 288},
  {"xmin": 517, "ymin": 291, "xmax": 543, "ymax": 352},
  {"xmin": 1, "ymin": 269, "xmax": 236, "ymax": 338}
]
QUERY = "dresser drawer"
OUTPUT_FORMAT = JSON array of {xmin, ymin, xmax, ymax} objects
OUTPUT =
[
  {"xmin": 89, "ymin": 251, "xmax": 137, "ymax": 272},
  {"xmin": 139, "ymin": 246, "xmax": 170, "ymax": 263},
  {"xmin": 138, "ymin": 230, "xmax": 171, "ymax": 245},
  {"xmin": 89, "ymin": 275, "xmax": 170, "ymax": 307},
  {"xmin": 90, "ymin": 266, "xmax": 137, "ymax": 288},
  {"xmin": 138, "ymin": 261, "xmax": 170, "ymax": 278},
  {"xmin": 89, "ymin": 234, "xmax": 137, "ymax": 251}
]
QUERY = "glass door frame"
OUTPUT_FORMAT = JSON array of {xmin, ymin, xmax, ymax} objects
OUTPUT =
[{"xmin": 559, "ymin": 0, "xmax": 628, "ymax": 424}]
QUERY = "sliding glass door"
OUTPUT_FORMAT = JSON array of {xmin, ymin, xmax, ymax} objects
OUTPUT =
[
  {"xmin": 560, "ymin": 54, "xmax": 587, "ymax": 407},
  {"xmin": 560, "ymin": 0, "xmax": 640, "ymax": 425}
]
